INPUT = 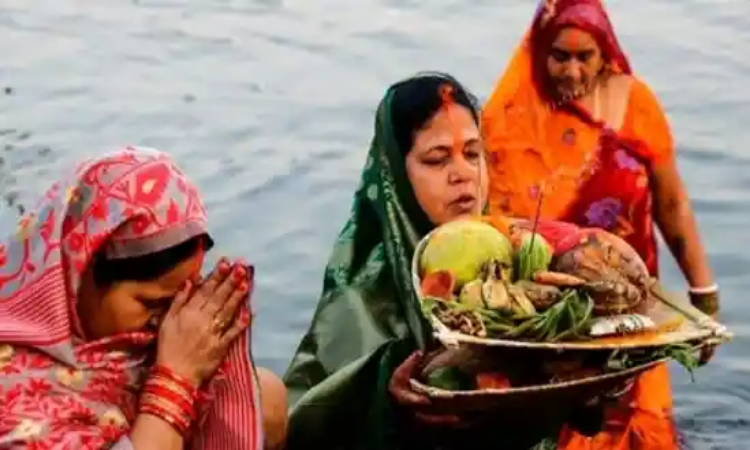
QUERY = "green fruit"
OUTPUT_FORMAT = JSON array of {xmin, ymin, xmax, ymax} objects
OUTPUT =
[
  {"xmin": 515, "ymin": 232, "xmax": 553, "ymax": 281},
  {"xmin": 425, "ymin": 367, "xmax": 472, "ymax": 391},
  {"xmin": 421, "ymin": 220, "xmax": 513, "ymax": 288}
]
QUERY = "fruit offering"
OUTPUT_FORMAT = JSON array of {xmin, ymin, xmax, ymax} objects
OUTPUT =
[{"xmin": 417, "ymin": 218, "xmax": 663, "ymax": 342}]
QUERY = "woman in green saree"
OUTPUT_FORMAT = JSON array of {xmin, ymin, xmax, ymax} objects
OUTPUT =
[{"xmin": 282, "ymin": 73, "xmax": 601, "ymax": 450}]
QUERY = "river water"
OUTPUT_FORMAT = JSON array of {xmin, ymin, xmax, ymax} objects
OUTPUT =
[{"xmin": 1, "ymin": 0, "xmax": 748, "ymax": 448}]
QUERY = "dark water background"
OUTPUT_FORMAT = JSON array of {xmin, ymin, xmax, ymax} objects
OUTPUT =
[{"xmin": 1, "ymin": 1, "xmax": 748, "ymax": 448}]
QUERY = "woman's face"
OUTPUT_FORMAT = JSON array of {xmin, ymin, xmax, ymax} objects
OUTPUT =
[
  {"xmin": 546, "ymin": 27, "xmax": 604, "ymax": 101},
  {"xmin": 77, "ymin": 252, "xmax": 204, "ymax": 339},
  {"xmin": 405, "ymin": 103, "xmax": 487, "ymax": 226}
]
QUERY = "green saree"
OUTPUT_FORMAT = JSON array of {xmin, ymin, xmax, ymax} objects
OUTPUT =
[{"xmin": 282, "ymin": 84, "xmax": 557, "ymax": 450}]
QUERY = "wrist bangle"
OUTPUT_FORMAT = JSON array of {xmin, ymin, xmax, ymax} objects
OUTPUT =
[
  {"xmin": 140, "ymin": 397, "xmax": 192, "ymax": 435},
  {"xmin": 688, "ymin": 284, "xmax": 719, "ymax": 295},
  {"xmin": 151, "ymin": 364, "xmax": 200, "ymax": 393},
  {"xmin": 139, "ymin": 364, "xmax": 199, "ymax": 436}
]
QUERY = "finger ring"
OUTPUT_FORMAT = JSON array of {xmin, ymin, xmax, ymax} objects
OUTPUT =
[{"xmin": 212, "ymin": 317, "xmax": 230, "ymax": 334}]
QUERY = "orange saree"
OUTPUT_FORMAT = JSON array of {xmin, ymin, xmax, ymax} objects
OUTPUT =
[{"xmin": 481, "ymin": 1, "xmax": 679, "ymax": 449}]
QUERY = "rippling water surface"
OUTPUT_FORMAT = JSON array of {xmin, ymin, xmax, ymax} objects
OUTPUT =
[{"xmin": 1, "ymin": 1, "xmax": 749, "ymax": 448}]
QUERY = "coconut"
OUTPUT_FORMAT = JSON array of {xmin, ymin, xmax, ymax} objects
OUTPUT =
[{"xmin": 420, "ymin": 219, "xmax": 514, "ymax": 288}]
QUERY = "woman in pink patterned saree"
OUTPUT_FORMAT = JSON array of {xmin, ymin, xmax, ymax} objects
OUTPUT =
[{"xmin": 0, "ymin": 147, "xmax": 281, "ymax": 450}]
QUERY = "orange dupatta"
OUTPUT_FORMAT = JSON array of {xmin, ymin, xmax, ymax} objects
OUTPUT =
[{"xmin": 481, "ymin": 1, "xmax": 680, "ymax": 449}]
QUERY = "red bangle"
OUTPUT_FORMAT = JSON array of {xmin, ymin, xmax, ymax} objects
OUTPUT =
[
  {"xmin": 151, "ymin": 364, "xmax": 200, "ymax": 394},
  {"xmin": 139, "ymin": 364, "xmax": 200, "ymax": 436},
  {"xmin": 142, "ymin": 385, "xmax": 196, "ymax": 421},
  {"xmin": 140, "ymin": 396, "xmax": 191, "ymax": 435}
]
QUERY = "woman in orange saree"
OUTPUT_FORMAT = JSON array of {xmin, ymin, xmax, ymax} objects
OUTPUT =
[{"xmin": 481, "ymin": 0, "xmax": 719, "ymax": 448}]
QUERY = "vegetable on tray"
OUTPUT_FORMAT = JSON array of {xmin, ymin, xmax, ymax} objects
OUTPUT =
[{"xmin": 412, "ymin": 218, "xmax": 727, "ymax": 388}]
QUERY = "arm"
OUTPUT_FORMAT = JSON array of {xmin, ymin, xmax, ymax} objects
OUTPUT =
[
  {"xmin": 257, "ymin": 367, "xmax": 289, "ymax": 450},
  {"xmin": 651, "ymin": 158, "xmax": 714, "ymax": 290},
  {"xmin": 126, "ymin": 261, "xmax": 251, "ymax": 450},
  {"xmin": 127, "ymin": 364, "xmax": 199, "ymax": 450},
  {"xmin": 128, "ymin": 415, "xmax": 185, "ymax": 450},
  {"xmin": 630, "ymin": 78, "xmax": 716, "ymax": 296},
  {"xmin": 652, "ymin": 159, "xmax": 719, "ymax": 366}
]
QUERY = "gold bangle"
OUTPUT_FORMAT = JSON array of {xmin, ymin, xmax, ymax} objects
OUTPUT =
[
  {"xmin": 140, "ymin": 393, "xmax": 188, "ymax": 418},
  {"xmin": 145, "ymin": 376, "xmax": 195, "ymax": 405}
]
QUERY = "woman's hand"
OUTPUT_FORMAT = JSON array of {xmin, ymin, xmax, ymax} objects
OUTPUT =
[
  {"xmin": 388, "ymin": 350, "xmax": 464, "ymax": 426},
  {"xmin": 156, "ymin": 259, "xmax": 251, "ymax": 386},
  {"xmin": 689, "ymin": 290, "xmax": 720, "ymax": 365}
]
